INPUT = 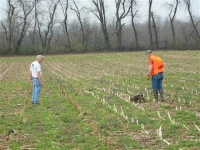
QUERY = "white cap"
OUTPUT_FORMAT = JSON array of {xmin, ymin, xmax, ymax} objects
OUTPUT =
[
  {"xmin": 146, "ymin": 50, "xmax": 152, "ymax": 54},
  {"xmin": 36, "ymin": 55, "xmax": 44, "ymax": 59}
]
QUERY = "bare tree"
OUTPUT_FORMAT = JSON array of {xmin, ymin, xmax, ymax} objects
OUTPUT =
[
  {"xmin": 90, "ymin": 0, "xmax": 110, "ymax": 49},
  {"xmin": 151, "ymin": 12, "xmax": 158, "ymax": 49},
  {"xmin": 114, "ymin": 0, "xmax": 131, "ymax": 50},
  {"xmin": 60, "ymin": 0, "xmax": 71, "ymax": 50},
  {"xmin": 15, "ymin": 0, "xmax": 35, "ymax": 54},
  {"xmin": 130, "ymin": 0, "xmax": 139, "ymax": 49},
  {"xmin": 167, "ymin": 0, "xmax": 179, "ymax": 47},
  {"xmin": 32, "ymin": 0, "xmax": 40, "ymax": 53},
  {"xmin": 148, "ymin": 0, "xmax": 153, "ymax": 49},
  {"xmin": 70, "ymin": 0, "xmax": 85, "ymax": 44},
  {"xmin": 186, "ymin": 0, "xmax": 200, "ymax": 41},
  {"xmin": 37, "ymin": 0, "xmax": 60, "ymax": 53},
  {"xmin": 1, "ymin": 0, "xmax": 15, "ymax": 54}
]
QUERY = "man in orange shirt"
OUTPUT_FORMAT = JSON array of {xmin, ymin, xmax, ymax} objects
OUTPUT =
[{"xmin": 146, "ymin": 50, "xmax": 165, "ymax": 102}]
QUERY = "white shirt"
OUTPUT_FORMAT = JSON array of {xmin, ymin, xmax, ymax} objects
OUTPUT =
[{"xmin": 30, "ymin": 61, "xmax": 42, "ymax": 78}]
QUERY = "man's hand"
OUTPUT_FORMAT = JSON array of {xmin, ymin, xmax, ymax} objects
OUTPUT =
[
  {"xmin": 40, "ymin": 81, "xmax": 43, "ymax": 87},
  {"xmin": 146, "ymin": 75, "xmax": 150, "ymax": 80}
]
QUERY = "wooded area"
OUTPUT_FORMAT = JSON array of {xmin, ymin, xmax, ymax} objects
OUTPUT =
[{"xmin": 0, "ymin": 0, "xmax": 199, "ymax": 55}]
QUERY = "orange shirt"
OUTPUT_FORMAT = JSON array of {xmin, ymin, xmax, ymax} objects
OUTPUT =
[{"xmin": 148, "ymin": 55, "xmax": 164, "ymax": 76}]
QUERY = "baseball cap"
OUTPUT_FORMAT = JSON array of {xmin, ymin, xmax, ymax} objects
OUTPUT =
[
  {"xmin": 146, "ymin": 50, "xmax": 152, "ymax": 54},
  {"xmin": 36, "ymin": 55, "xmax": 44, "ymax": 59}
]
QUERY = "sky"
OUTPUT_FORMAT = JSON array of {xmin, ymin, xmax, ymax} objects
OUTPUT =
[{"xmin": 0, "ymin": 0, "xmax": 200, "ymax": 23}]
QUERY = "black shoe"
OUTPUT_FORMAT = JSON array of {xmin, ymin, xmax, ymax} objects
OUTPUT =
[{"xmin": 32, "ymin": 102, "xmax": 39, "ymax": 104}]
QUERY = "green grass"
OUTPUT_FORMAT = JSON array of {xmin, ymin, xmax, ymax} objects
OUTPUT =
[{"xmin": 0, "ymin": 50, "xmax": 200, "ymax": 149}]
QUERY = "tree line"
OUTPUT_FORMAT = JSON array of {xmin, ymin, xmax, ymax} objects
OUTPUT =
[{"xmin": 0, "ymin": 0, "xmax": 199, "ymax": 55}]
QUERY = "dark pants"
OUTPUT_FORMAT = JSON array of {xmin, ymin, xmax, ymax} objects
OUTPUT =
[{"xmin": 151, "ymin": 72, "xmax": 163, "ymax": 91}]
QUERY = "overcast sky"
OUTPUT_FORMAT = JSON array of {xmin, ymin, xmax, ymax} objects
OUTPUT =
[{"xmin": 0, "ymin": 0, "xmax": 200, "ymax": 23}]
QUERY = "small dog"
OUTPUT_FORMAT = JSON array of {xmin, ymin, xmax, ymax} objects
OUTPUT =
[{"xmin": 130, "ymin": 92, "xmax": 145, "ymax": 103}]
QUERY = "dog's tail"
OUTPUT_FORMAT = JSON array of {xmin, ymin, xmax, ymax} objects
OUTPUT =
[{"xmin": 139, "ymin": 92, "xmax": 143, "ymax": 96}]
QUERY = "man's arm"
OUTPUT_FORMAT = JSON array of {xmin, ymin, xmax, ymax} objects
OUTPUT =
[
  {"xmin": 37, "ymin": 72, "xmax": 42, "ymax": 86},
  {"xmin": 29, "ymin": 70, "xmax": 33, "ymax": 84},
  {"xmin": 148, "ymin": 64, "xmax": 153, "ymax": 76},
  {"xmin": 30, "ymin": 71, "xmax": 32, "ymax": 80}
]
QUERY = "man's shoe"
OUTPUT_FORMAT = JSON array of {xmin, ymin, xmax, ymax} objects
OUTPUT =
[
  {"xmin": 32, "ymin": 102, "xmax": 39, "ymax": 104},
  {"xmin": 161, "ymin": 99, "xmax": 165, "ymax": 102}
]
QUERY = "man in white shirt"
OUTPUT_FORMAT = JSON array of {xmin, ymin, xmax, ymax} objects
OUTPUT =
[{"xmin": 30, "ymin": 55, "xmax": 44, "ymax": 104}]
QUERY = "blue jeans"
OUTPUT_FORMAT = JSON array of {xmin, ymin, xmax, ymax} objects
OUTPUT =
[
  {"xmin": 151, "ymin": 73, "xmax": 163, "ymax": 91},
  {"xmin": 32, "ymin": 78, "xmax": 41, "ymax": 103}
]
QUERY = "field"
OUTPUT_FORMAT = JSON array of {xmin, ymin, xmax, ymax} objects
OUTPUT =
[{"xmin": 0, "ymin": 51, "xmax": 200, "ymax": 150}]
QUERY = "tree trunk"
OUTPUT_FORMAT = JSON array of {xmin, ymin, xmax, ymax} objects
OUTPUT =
[
  {"xmin": 168, "ymin": 0, "xmax": 179, "ymax": 48},
  {"xmin": 186, "ymin": 0, "xmax": 200, "ymax": 41},
  {"xmin": 15, "ymin": 0, "xmax": 34, "ymax": 54},
  {"xmin": 71, "ymin": 0, "xmax": 85, "ymax": 44},
  {"xmin": 148, "ymin": 0, "xmax": 153, "ymax": 49},
  {"xmin": 91, "ymin": 0, "xmax": 110, "ymax": 49},
  {"xmin": 151, "ymin": 12, "xmax": 158, "ymax": 49},
  {"xmin": 116, "ymin": 21, "xmax": 123, "ymax": 49},
  {"xmin": 32, "ymin": 0, "xmax": 38, "ymax": 54},
  {"xmin": 130, "ymin": 0, "xmax": 139, "ymax": 49},
  {"xmin": 170, "ymin": 19, "xmax": 176, "ymax": 47},
  {"xmin": 37, "ymin": 0, "xmax": 60, "ymax": 54},
  {"xmin": 115, "ymin": 0, "xmax": 131, "ymax": 50},
  {"xmin": 60, "ymin": 0, "xmax": 71, "ymax": 51},
  {"xmin": 1, "ymin": 0, "xmax": 15, "ymax": 54}
]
